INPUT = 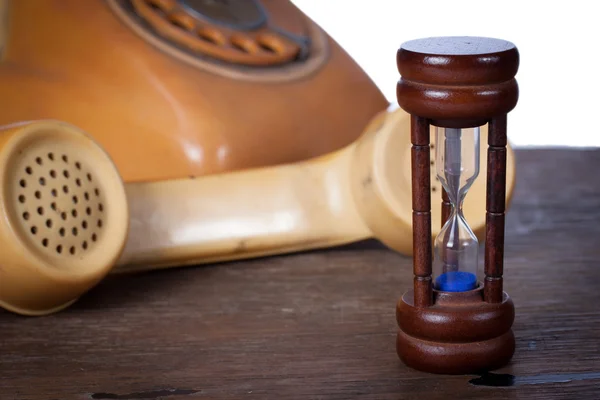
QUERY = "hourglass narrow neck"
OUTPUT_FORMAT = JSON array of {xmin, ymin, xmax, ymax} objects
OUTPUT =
[{"xmin": 435, "ymin": 126, "xmax": 480, "ymax": 208}]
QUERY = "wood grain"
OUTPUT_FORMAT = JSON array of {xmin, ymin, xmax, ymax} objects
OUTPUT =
[
  {"xmin": 410, "ymin": 116, "xmax": 432, "ymax": 307},
  {"xmin": 1, "ymin": 149, "xmax": 599, "ymax": 399},
  {"xmin": 396, "ymin": 36, "xmax": 519, "ymax": 125},
  {"xmin": 397, "ymin": 36, "xmax": 519, "ymax": 85},
  {"xmin": 485, "ymin": 115, "xmax": 508, "ymax": 303}
]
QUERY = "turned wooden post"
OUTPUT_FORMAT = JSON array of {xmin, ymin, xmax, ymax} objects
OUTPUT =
[
  {"xmin": 485, "ymin": 115, "xmax": 508, "ymax": 303},
  {"xmin": 410, "ymin": 116, "xmax": 433, "ymax": 308}
]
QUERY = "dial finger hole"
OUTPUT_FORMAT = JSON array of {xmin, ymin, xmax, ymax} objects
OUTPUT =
[{"xmin": 197, "ymin": 28, "xmax": 225, "ymax": 45}]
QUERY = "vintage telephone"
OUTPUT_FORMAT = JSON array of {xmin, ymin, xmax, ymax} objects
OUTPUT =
[
  {"xmin": 0, "ymin": 0, "xmax": 388, "ymax": 181},
  {"xmin": 0, "ymin": 1, "xmax": 516, "ymax": 316}
]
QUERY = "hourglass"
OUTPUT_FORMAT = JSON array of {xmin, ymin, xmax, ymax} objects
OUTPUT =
[
  {"xmin": 395, "ymin": 36, "xmax": 519, "ymax": 374},
  {"xmin": 434, "ymin": 126, "xmax": 480, "ymax": 292}
]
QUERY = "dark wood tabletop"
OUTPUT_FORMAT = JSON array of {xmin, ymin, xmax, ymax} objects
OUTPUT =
[{"xmin": 1, "ymin": 148, "xmax": 599, "ymax": 400}]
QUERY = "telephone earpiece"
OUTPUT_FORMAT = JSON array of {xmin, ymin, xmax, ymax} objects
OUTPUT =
[{"xmin": 0, "ymin": 121, "xmax": 129, "ymax": 316}]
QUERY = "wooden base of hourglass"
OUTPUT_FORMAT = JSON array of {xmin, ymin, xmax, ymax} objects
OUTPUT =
[{"xmin": 396, "ymin": 285, "xmax": 515, "ymax": 374}]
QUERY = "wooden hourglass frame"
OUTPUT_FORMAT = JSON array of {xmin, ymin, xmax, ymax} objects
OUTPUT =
[{"xmin": 395, "ymin": 36, "xmax": 519, "ymax": 374}]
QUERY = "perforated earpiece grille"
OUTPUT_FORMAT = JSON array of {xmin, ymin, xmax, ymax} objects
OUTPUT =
[
  {"xmin": 14, "ymin": 150, "xmax": 107, "ymax": 258},
  {"xmin": 0, "ymin": 121, "xmax": 129, "ymax": 315},
  {"xmin": 0, "ymin": 121, "xmax": 128, "ymax": 276}
]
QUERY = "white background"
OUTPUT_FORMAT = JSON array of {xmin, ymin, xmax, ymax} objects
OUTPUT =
[{"xmin": 292, "ymin": 0, "xmax": 600, "ymax": 148}]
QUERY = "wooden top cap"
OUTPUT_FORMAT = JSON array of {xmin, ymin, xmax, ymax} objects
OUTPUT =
[
  {"xmin": 397, "ymin": 36, "xmax": 519, "ymax": 85},
  {"xmin": 396, "ymin": 36, "xmax": 519, "ymax": 125}
]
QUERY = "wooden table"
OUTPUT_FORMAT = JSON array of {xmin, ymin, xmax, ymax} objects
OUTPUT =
[{"xmin": 1, "ymin": 149, "xmax": 599, "ymax": 399}]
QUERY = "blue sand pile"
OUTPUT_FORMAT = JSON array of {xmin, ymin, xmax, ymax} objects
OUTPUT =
[{"xmin": 435, "ymin": 271, "xmax": 477, "ymax": 292}]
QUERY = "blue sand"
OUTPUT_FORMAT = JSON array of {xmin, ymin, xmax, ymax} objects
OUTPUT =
[{"xmin": 435, "ymin": 271, "xmax": 477, "ymax": 292}]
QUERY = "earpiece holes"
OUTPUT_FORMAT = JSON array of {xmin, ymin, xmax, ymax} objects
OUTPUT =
[{"xmin": 15, "ymin": 153, "xmax": 105, "ymax": 256}]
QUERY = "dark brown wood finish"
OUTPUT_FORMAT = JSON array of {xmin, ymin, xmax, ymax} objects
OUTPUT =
[
  {"xmin": 397, "ymin": 285, "xmax": 515, "ymax": 374},
  {"xmin": 410, "ymin": 116, "xmax": 433, "ymax": 308},
  {"xmin": 0, "ymin": 149, "xmax": 599, "ymax": 399},
  {"xmin": 397, "ymin": 36, "xmax": 519, "ymax": 85},
  {"xmin": 396, "ymin": 36, "xmax": 519, "ymax": 125},
  {"xmin": 396, "ymin": 36, "xmax": 519, "ymax": 374},
  {"xmin": 485, "ymin": 115, "xmax": 509, "ymax": 303},
  {"xmin": 396, "ymin": 79, "xmax": 518, "ymax": 125}
]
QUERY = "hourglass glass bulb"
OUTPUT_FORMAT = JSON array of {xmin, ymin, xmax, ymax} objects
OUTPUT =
[{"xmin": 433, "ymin": 126, "xmax": 480, "ymax": 292}]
